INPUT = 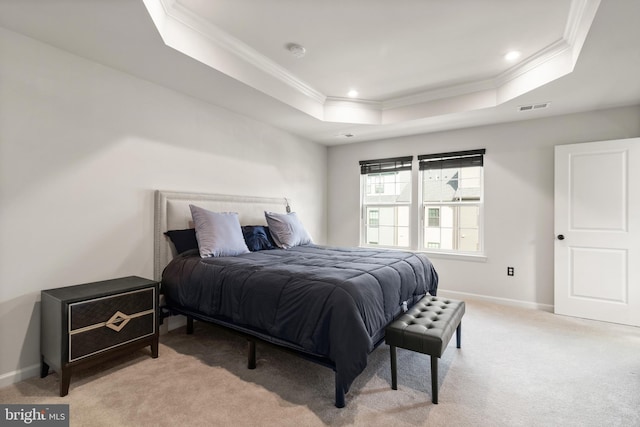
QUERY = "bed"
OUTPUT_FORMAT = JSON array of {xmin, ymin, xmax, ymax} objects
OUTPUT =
[{"xmin": 154, "ymin": 190, "xmax": 438, "ymax": 407}]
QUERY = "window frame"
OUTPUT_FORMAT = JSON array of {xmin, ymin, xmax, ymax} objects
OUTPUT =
[
  {"xmin": 418, "ymin": 149, "xmax": 485, "ymax": 256},
  {"xmin": 357, "ymin": 150, "xmax": 486, "ymax": 259},
  {"xmin": 359, "ymin": 156, "xmax": 413, "ymax": 249}
]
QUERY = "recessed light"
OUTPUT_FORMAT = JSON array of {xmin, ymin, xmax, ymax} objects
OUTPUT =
[
  {"xmin": 347, "ymin": 89, "xmax": 359, "ymax": 98},
  {"xmin": 505, "ymin": 51, "xmax": 521, "ymax": 61}
]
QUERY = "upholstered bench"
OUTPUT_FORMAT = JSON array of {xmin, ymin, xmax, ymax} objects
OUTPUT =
[{"xmin": 385, "ymin": 296, "xmax": 465, "ymax": 404}]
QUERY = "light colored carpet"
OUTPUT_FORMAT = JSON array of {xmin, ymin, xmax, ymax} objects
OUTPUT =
[{"xmin": 1, "ymin": 299, "xmax": 639, "ymax": 426}]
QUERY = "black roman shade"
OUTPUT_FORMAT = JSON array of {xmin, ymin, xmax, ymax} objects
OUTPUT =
[
  {"xmin": 359, "ymin": 156, "xmax": 413, "ymax": 175},
  {"xmin": 418, "ymin": 149, "xmax": 485, "ymax": 170}
]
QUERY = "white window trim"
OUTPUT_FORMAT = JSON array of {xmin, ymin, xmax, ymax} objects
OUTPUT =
[
  {"xmin": 358, "ymin": 151, "xmax": 486, "ymax": 258},
  {"xmin": 417, "ymin": 150, "xmax": 485, "ymax": 257},
  {"xmin": 359, "ymin": 156, "xmax": 413, "ymax": 249},
  {"xmin": 417, "ymin": 249, "xmax": 488, "ymax": 262}
]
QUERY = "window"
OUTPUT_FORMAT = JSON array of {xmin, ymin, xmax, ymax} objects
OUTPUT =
[
  {"xmin": 368, "ymin": 210, "xmax": 380, "ymax": 227},
  {"xmin": 427, "ymin": 208, "xmax": 440, "ymax": 227},
  {"xmin": 358, "ymin": 150, "xmax": 485, "ymax": 256},
  {"xmin": 419, "ymin": 149, "xmax": 485, "ymax": 254},
  {"xmin": 360, "ymin": 156, "xmax": 412, "ymax": 248}
]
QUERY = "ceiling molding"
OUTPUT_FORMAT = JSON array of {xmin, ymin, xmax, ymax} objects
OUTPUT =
[
  {"xmin": 565, "ymin": 0, "xmax": 601, "ymax": 45},
  {"xmin": 143, "ymin": 0, "xmax": 601, "ymax": 126},
  {"xmin": 497, "ymin": 0, "xmax": 601, "ymax": 87},
  {"xmin": 323, "ymin": 98, "xmax": 383, "ymax": 124},
  {"xmin": 382, "ymin": 78, "xmax": 497, "ymax": 110},
  {"xmin": 494, "ymin": 39, "xmax": 571, "ymax": 88},
  {"xmin": 565, "ymin": 0, "xmax": 602, "ymax": 63},
  {"xmin": 144, "ymin": 0, "xmax": 327, "ymax": 119},
  {"xmin": 385, "ymin": 0, "xmax": 601, "ymax": 117},
  {"xmin": 326, "ymin": 97, "xmax": 383, "ymax": 109},
  {"xmin": 167, "ymin": 0, "xmax": 326, "ymax": 104}
]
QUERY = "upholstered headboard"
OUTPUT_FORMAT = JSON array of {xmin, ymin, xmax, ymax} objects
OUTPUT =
[{"xmin": 153, "ymin": 190, "xmax": 289, "ymax": 281}]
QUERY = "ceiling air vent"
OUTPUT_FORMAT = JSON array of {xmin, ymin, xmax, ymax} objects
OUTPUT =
[{"xmin": 518, "ymin": 102, "xmax": 550, "ymax": 112}]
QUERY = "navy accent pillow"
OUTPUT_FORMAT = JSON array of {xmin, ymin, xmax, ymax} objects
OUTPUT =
[
  {"xmin": 241, "ymin": 226, "xmax": 276, "ymax": 252},
  {"xmin": 164, "ymin": 228, "xmax": 198, "ymax": 254}
]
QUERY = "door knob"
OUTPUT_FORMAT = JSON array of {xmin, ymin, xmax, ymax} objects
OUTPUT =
[{"xmin": 557, "ymin": 234, "xmax": 565, "ymax": 240}]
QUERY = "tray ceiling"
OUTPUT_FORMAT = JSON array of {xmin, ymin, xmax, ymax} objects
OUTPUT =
[
  {"xmin": 144, "ymin": 0, "xmax": 599, "ymax": 125},
  {"xmin": 1, "ymin": 0, "xmax": 638, "ymax": 145}
]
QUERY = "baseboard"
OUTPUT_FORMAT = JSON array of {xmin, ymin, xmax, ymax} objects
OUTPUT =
[
  {"xmin": 0, "ymin": 363, "xmax": 41, "ymax": 389},
  {"xmin": 437, "ymin": 289, "xmax": 554, "ymax": 312}
]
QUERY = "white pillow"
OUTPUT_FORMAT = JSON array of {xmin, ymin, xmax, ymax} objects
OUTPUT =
[
  {"xmin": 189, "ymin": 204, "xmax": 250, "ymax": 258},
  {"xmin": 264, "ymin": 211, "xmax": 312, "ymax": 249}
]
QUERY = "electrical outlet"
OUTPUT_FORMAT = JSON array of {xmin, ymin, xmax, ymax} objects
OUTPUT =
[{"xmin": 507, "ymin": 267, "xmax": 514, "ymax": 276}]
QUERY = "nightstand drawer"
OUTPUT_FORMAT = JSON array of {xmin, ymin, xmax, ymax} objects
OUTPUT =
[
  {"xmin": 68, "ymin": 288, "xmax": 156, "ymax": 362},
  {"xmin": 70, "ymin": 312, "xmax": 155, "ymax": 361},
  {"xmin": 70, "ymin": 288, "xmax": 154, "ymax": 330}
]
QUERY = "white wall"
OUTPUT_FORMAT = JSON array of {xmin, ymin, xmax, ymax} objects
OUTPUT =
[
  {"xmin": 0, "ymin": 27, "xmax": 327, "ymax": 385},
  {"xmin": 327, "ymin": 105, "xmax": 640, "ymax": 309}
]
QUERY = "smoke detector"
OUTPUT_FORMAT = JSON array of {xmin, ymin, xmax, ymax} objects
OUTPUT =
[
  {"xmin": 286, "ymin": 43, "xmax": 306, "ymax": 58},
  {"xmin": 337, "ymin": 132, "xmax": 355, "ymax": 138}
]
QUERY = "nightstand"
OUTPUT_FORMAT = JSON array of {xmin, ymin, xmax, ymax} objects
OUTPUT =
[{"xmin": 40, "ymin": 276, "xmax": 159, "ymax": 396}]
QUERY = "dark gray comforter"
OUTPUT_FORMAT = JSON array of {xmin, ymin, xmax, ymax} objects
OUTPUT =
[{"xmin": 161, "ymin": 244, "xmax": 438, "ymax": 399}]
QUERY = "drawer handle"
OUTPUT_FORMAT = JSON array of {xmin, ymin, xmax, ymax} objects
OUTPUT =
[{"xmin": 106, "ymin": 311, "xmax": 131, "ymax": 332}]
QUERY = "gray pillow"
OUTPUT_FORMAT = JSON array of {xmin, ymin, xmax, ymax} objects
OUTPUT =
[
  {"xmin": 264, "ymin": 211, "xmax": 312, "ymax": 249},
  {"xmin": 189, "ymin": 204, "xmax": 250, "ymax": 257}
]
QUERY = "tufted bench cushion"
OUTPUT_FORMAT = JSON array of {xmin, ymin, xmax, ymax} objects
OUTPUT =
[{"xmin": 385, "ymin": 295, "xmax": 465, "ymax": 404}]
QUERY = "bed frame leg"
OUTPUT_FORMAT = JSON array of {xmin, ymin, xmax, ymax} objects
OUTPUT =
[
  {"xmin": 186, "ymin": 316, "xmax": 194, "ymax": 334},
  {"xmin": 335, "ymin": 373, "xmax": 345, "ymax": 408},
  {"xmin": 247, "ymin": 340, "xmax": 256, "ymax": 369}
]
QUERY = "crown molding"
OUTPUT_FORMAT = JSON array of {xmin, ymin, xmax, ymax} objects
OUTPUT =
[
  {"xmin": 325, "ymin": 97, "xmax": 383, "ymax": 109},
  {"xmin": 383, "ymin": 78, "xmax": 497, "ymax": 110},
  {"xmin": 386, "ymin": 0, "xmax": 600, "ymax": 113},
  {"xmin": 154, "ymin": 0, "xmax": 326, "ymax": 104},
  {"xmin": 144, "ymin": 0, "xmax": 601, "ymax": 126},
  {"xmin": 494, "ymin": 39, "xmax": 571, "ymax": 88},
  {"xmin": 565, "ymin": 0, "xmax": 601, "ymax": 45}
]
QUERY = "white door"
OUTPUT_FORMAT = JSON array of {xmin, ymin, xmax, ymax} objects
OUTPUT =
[{"xmin": 555, "ymin": 138, "xmax": 640, "ymax": 326}]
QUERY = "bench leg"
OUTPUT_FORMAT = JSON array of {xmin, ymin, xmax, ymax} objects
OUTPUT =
[
  {"xmin": 456, "ymin": 321, "xmax": 461, "ymax": 348},
  {"xmin": 390, "ymin": 345, "xmax": 397, "ymax": 390},
  {"xmin": 186, "ymin": 316, "xmax": 194, "ymax": 334},
  {"xmin": 430, "ymin": 355, "xmax": 438, "ymax": 404}
]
